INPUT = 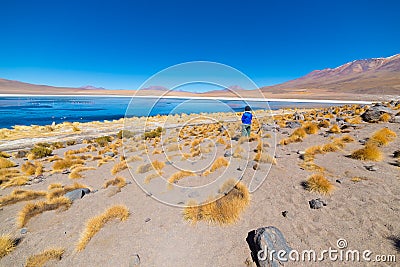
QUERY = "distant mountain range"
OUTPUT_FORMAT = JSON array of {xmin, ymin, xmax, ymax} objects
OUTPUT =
[
  {"xmin": 0, "ymin": 54, "xmax": 399, "ymax": 100},
  {"xmin": 261, "ymin": 54, "xmax": 400, "ymax": 96}
]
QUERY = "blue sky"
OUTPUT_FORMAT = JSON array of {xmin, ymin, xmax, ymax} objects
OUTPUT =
[{"xmin": 1, "ymin": 0, "xmax": 399, "ymax": 90}]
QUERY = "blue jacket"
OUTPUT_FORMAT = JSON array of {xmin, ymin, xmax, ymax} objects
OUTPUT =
[{"xmin": 241, "ymin": 111, "xmax": 252, "ymax": 125}]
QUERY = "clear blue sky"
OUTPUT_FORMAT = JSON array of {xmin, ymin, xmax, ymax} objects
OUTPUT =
[{"xmin": 1, "ymin": 0, "xmax": 399, "ymax": 90}]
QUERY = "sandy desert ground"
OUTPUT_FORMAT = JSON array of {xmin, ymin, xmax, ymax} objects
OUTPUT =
[{"xmin": 0, "ymin": 102, "xmax": 399, "ymax": 266}]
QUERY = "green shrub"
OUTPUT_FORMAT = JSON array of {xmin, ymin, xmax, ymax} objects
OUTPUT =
[
  {"xmin": 30, "ymin": 146, "xmax": 53, "ymax": 158},
  {"xmin": 143, "ymin": 127, "xmax": 163, "ymax": 139},
  {"xmin": 95, "ymin": 136, "xmax": 112, "ymax": 147},
  {"xmin": 117, "ymin": 130, "xmax": 135, "ymax": 139}
]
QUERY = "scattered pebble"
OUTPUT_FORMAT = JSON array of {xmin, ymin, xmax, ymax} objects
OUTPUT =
[
  {"xmin": 62, "ymin": 169, "xmax": 71, "ymax": 174},
  {"xmin": 20, "ymin": 228, "xmax": 28, "ymax": 234},
  {"xmin": 282, "ymin": 211, "xmax": 288, "ymax": 217},
  {"xmin": 145, "ymin": 218, "xmax": 151, "ymax": 223},
  {"xmin": 104, "ymin": 151, "xmax": 115, "ymax": 157},
  {"xmin": 129, "ymin": 254, "xmax": 140, "ymax": 266},
  {"xmin": 364, "ymin": 165, "xmax": 378, "ymax": 171},
  {"xmin": 336, "ymin": 179, "xmax": 342, "ymax": 184},
  {"xmin": 224, "ymin": 151, "xmax": 232, "ymax": 157},
  {"xmin": 309, "ymin": 198, "xmax": 327, "ymax": 209}
]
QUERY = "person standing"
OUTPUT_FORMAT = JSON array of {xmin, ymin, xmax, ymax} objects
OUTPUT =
[{"xmin": 241, "ymin": 106, "xmax": 252, "ymax": 137}]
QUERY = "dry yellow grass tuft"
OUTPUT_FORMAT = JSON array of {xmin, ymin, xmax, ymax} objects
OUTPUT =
[
  {"xmin": 17, "ymin": 197, "xmax": 72, "ymax": 227},
  {"xmin": 0, "ymin": 234, "xmax": 15, "ymax": 259},
  {"xmin": 103, "ymin": 176, "xmax": 126, "ymax": 189},
  {"xmin": 25, "ymin": 248, "xmax": 65, "ymax": 267},
  {"xmin": 76, "ymin": 205, "xmax": 129, "ymax": 251},
  {"xmin": 341, "ymin": 135, "xmax": 355, "ymax": 143},
  {"xmin": 0, "ymin": 158, "xmax": 16, "ymax": 169},
  {"xmin": 69, "ymin": 166, "xmax": 96, "ymax": 179},
  {"xmin": 351, "ymin": 176, "xmax": 368, "ymax": 182},
  {"xmin": 368, "ymin": 128, "xmax": 397, "ymax": 147},
  {"xmin": 52, "ymin": 158, "xmax": 84, "ymax": 171},
  {"xmin": 279, "ymin": 134, "xmax": 303, "ymax": 145},
  {"xmin": 302, "ymin": 122, "xmax": 319, "ymax": 134},
  {"xmin": 379, "ymin": 113, "xmax": 392, "ymax": 122},
  {"xmin": 306, "ymin": 173, "xmax": 335, "ymax": 195},
  {"xmin": 183, "ymin": 179, "xmax": 250, "ymax": 225},
  {"xmin": 350, "ymin": 144, "xmax": 383, "ymax": 161},
  {"xmin": 0, "ymin": 151, "xmax": 11, "ymax": 158},
  {"xmin": 233, "ymin": 145, "xmax": 244, "ymax": 158},
  {"xmin": 318, "ymin": 120, "xmax": 330, "ymax": 128},
  {"xmin": 1, "ymin": 176, "xmax": 29, "ymax": 189},
  {"xmin": 292, "ymin": 127, "xmax": 307, "ymax": 138},
  {"xmin": 48, "ymin": 183, "xmax": 62, "ymax": 190},
  {"xmin": 0, "ymin": 189, "xmax": 47, "ymax": 207},
  {"xmin": 349, "ymin": 116, "xmax": 363, "ymax": 124},
  {"xmin": 209, "ymin": 157, "xmax": 229, "ymax": 173},
  {"xmin": 111, "ymin": 161, "xmax": 127, "ymax": 175},
  {"xmin": 144, "ymin": 172, "xmax": 161, "ymax": 184},
  {"xmin": 168, "ymin": 171, "xmax": 195, "ymax": 186},
  {"xmin": 253, "ymin": 152, "xmax": 277, "ymax": 164},
  {"xmin": 321, "ymin": 143, "xmax": 340, "ymax": 153},
  {"xmin": 328, "ymin": 124, "xmax": 341, "ymax": 134},
  {"xmin": 151, "ymin": 160, "xmax": 165, "ymax": 173},
  {"xmin": 136, "ymin": 163, "xmax": 153, "ymax": 174}
]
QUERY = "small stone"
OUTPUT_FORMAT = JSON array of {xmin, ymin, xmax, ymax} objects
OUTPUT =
[
  {"xmin": 364, "ymin": 165, "xmax": 378, "ymax": 171},
  {"xmin": 223, "ymin": 151, "xmax": 232, "ymax": 157},
  {"xmin": 309, "ymin": 198, "xmax": 327, "ymax": 209},
  {"xmin": 20, "ymin": 228, "xmax": 28, "ymax": 234},
  {"xmin": 282, "ymin": 211, "xmax": 288, "ymax": 217},
  {"xmin": 237, "ymin": 166, "xmax": 243, "ymax": 171},
  {"xmin": 62, "ymin": 169, "xmax": 71, "ymax": 174},
  {"xmin": 129, "ymin": 254, "xmax": 140, "ymax": 266},
  {"xmin": 145, "ymin": 218, "xmax": 151, "ymax": 223},
  {"xmin": 336, "ymin": 179, "xmax": 342, "ymax": 184},
  {"xmin": 104, "ymin": 151, "xmax": 115, "ymax": 157}
]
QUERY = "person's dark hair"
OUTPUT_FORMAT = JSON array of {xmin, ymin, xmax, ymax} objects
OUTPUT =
[{"xmin": 244, "ymin": 106, "xmax": 251, "ymax": 111}]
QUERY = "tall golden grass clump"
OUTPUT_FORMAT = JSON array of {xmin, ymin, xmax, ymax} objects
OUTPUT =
[
  {"xmin": 151, "ymin": 160, "xmax": 165, "ymax": 173},
  {"xmin": 1, "ymin": 176, "xmax": 29, "ymax": 189},
  {"xmin": 0, "ymin": 234, "xmax": 15, "ymax": 258},
  {"xmin": 328, "ymin": 124, "xmax": 341, "ymax": 133},
  {"xmin": 103, "ymin": 176, "xmax": 126, "ymax": 189},
  {"xmin": 0, "ymin": 189, "xmax": 47, "ymax": 206},
  {"xmin": 368, "ymin": 128, "xmax": 397, "ymax": 147},
  {"xmin": 25, "ymin": 248, "xmax": 65, "ymax": 267},
  {"xmin": 168, "ymin": 171, "xmax": 195, "ymax": 186},
  {"xmin": 350, "ymin": 144, "xmax": 383, "ymax": 161},
  {"xmin": 253, "ymin": 152, "xmax": 277, "ymax": 165},
  {"xmin": 0, "ymin": 158, "xmax": 16, "ymax": 169},
  {"xmin": 318, "ymin": 120, "xmax": 330, "ymax": 128},
  {"xmin": 0, "ymin": 151, "xmax": 11, "ymax": 158},
  {"xmin": 52, "ymin": 158, "xmax": 84, "ymax": 171},
  {"xmin": 76, "ymin": 205, "xmax": 129, "ymax": 251},
  {"xmin": 17, "ymin": 197, "xmax": 72, "ymax": 227},
  {"xmin": 203, "ymin": 157, "xmax": 229, "ymax": 175},
  {"xmin": 379, "ymin": 113, "xmax": 392, "ymax": 122},
  {"xmin": 292, "ymin": 127, "xmax": 307, "ymax": 138},
  {"xmin": 306, "ymin": 173, "xmax": 335, "ymax": 195},
  {"xmin": 111, "ymin": 160, "xmax": 127, "ymax": 175},
  {"xmin": 302, "ymin": 122, "xmax": 319, "ymax": 134},
  {"xmin": 69, "ymin": 166, "xmax": 96, "ymax": 179},
  {"xmin": 183, "ymin": 179, "xmax": 250, "ymax": 225}
]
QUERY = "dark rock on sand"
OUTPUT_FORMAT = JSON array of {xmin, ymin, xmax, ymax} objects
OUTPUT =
[
  {"xmin": 64, "ymin": 188, "xmax": 91, "ymax": 201},
  {"xmin": 361, "ymin": 105, "xmax": 394, "ymax": 122},
  {"xmin": 364, "ymin": 165, "xmax": 378, "ymax": 171},
  {"xmin": 309, "ymin": 198, "xmax": 327, "ymax": 209}
]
